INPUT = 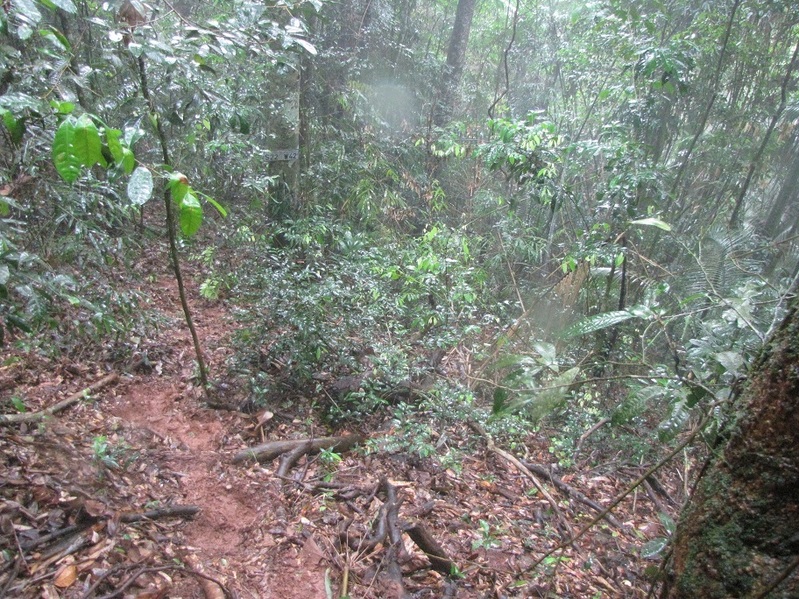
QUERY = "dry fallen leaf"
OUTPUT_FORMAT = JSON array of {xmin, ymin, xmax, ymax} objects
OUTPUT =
[
  {"xmin": 257, "ymin": 410, "xmax": 274, "ymax": 426},
  {"xmin": 53, "ymin": 563, "xmax": 77, "ymax": 588}
]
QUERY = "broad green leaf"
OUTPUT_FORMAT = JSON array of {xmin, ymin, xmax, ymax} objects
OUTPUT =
[
  {"xmin": 293, "ymin": 37, "xmax": 317, "ymax": 55},
  {"xmin": 1, "ymin": 109, "xmax": 25, "ymax": 144},
  {"xmin": 39, "ymin": 0, "xmax": 77, "ymax": 13},
  {"xmin": 169, "ymin": 172, "xmax": 189, "ymax": 202},
  {"xmin": 17, "ymin": 23, "xmax": 34, "ymax": 40},
  {"xmin": 0, "ymin": 92, "xmax": 41, "ymax": 114},
  {"xmin": 525, "ymin": 367, "xmax": 580, "ymax": 421},
  {"xmin": 562, "ymin": 310, "xmax": 637, "ymax": 338},
  {"xmin": 714, "ymin": 351, "xmax": 744, "ymax": 377},
  {"xmin": 533, "ymin": 341, "xmax": 558, "ymax": 372},
  {"xmin": 6, "ymin": 314, "xmax": 32, "ymax": 333},
  {"xmin": 203, "ymin": 194, "xmax": 227, "ymax": 217},
  {"xmin": 0, "ymin": 264, "xmax": 9, "ymax": 285},
  {"xmin": 127, "ymin": 166, "xmax": 153, "ymax": 206},
  {"xmin": 641, "ymin": 537, "xmax": 668, "ymax": 559},
  {"xmin": 492, "ymin": 387, "xmax": 508, "ymax": 414},
  {"xmin": 658, "ymin": 513, "xmax": 676, "ymax": 535},
  {"xmin": 52, "ymin": 117, "xmax": 82, "ymax": 183},
  {"xmin": 105, "ymin": 128, "xmax": 123, "ymax": 162},
  {"xmin": 120, "ymin": 147, "xmax": 135, "ymax": 174},
  {"xmin": 73, "ymin": 114, "xmax": 104, "ymax": 167},
  {"xmin": 658, "ymin": 397, "xmax": 689, "ymax": 441},
  {"xmin": 12, "ymin": 0, "xmax": 42, "ymax": 26},
  {"xmin": 50, "ymin": 100, "xmax": 75, "ymax": 115},
  {"xmin": 612, "ymin": 384, "xmax": 668, "ymax": 426},
  {"xmin": 630, "ymin": 217, "xmax": 672, "ymax": 231},
  {"xmin": 40, "ymin": 25, "xmax": 71, "ymax": 51},
  {"xmin": 179, "ymin": 192, "xmax": 202, "ymax": 236}
]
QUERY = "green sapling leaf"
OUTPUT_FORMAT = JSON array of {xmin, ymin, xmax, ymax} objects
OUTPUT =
[{"xmin": 127, "ymin": 166, "xmax": 153, "ymax": 206}]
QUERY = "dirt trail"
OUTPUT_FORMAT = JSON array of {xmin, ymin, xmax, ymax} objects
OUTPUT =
[{"xmin": 106, "ymin": 276, "xmax": 330, "ymax": 598}]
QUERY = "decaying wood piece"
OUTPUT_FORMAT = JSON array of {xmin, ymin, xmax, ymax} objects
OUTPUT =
[
  {"xmin": 232, "ymin": 434, "xmax": 365, "ymax": 464},
  {"xmin": 0, "ymin": 372, "xmax": 119, "ymax": 425},
  {"xmin": 521, "ymin": 460, "xmax": 623, "ymax": 529}
]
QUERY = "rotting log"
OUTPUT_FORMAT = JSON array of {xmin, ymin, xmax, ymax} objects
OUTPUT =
[
  {"xmin": 0, "ymin": 372, "xmax": 119, "ymax": 425},
  {"xmin": 232, "ymin": 434, "xmax": 365, "ymax": 464}
]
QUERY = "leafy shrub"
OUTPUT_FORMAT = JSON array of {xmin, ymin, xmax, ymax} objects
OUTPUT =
[{"xmin": 228, "ymin": 214, "xmax": 490, "ymax": 421}]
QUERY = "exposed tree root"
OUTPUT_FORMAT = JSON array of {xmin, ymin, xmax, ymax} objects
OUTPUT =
[
  {"xmin": 401, "ymin": 522, "xmax": 455, "ymax": 574},
  {"xmin": 334, "ymin": 477, "xmax": 457, "ymax": 592}
]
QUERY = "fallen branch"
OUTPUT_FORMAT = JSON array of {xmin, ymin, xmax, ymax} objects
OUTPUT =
[
  {"xmin": 402, "ymin": 522, "xmax": 455, "ymax": 575},
  {"xmin": 120, "ymin": 505, "xmax": 200, "ymax": 523},
  {"xmin": 468, "ymin": 421, "xmax": 572, "ymax": 540},
  {"xmin": 520, "ymin": 461, "xmax": 623, "ymax": 529},
  {"xmin": 0, "ymin": 373, "xmax": 119, "ymax": 425},
  {"xmin": 573, "ymin": 417, "xmax": 610, "ymax": 456},
  {"xmin": 232, "ymin": 434, "xmax": 365, "ymax": 464}
]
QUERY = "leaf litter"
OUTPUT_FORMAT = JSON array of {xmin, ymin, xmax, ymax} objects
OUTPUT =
[{"xmin": 0, "ymin": 257, "xmax": 685, "ymax": 598}]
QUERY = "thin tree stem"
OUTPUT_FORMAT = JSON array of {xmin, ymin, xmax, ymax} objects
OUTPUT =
[{"xmin": 136, "ymin": 55, "xmax": 209, "ymax": 391}]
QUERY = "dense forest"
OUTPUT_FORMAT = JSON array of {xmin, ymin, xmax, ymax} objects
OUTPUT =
[{"xmin": 1, "ymin": 0, "xmax": 798, "ymax": 597}]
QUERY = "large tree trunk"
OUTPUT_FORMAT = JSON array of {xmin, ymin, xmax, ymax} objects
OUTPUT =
[
  {"xmin": 433, "ymin": 0, "xmax": 477, "ymax": 128},
  {"xmin": 662, "ymin": 298, "xmax": 799, "ymax": 598}
]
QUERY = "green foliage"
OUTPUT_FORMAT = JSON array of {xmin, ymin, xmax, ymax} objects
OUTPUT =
[
  {"xmin": 471, "ymin": 519, "xmax": 501, "ymax": 550},
  {"xmin": 127, "ymin": 167, "xmax": 153, "ymax": 206},
  {"xmin": 52, "ymin": 114, "xmax": 104, "ymax": 182},
  {"xmin": 227, "ymin": 213, "xmax": 488, "ymax": 422},
  {"xmin": 91, "ymin": 435, "xmax": 134, "ymax": 470},
  {"xmin": 480, "ymin": 116, "xmax": 564, "ymax": 189}
]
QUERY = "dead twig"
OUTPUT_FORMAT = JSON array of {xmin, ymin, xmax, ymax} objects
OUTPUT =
[
  {"xmin": 120, "ymin": 505, "xmax": 200, "ymax": 523},
  {"xmin": 0, "ymin": 373, "xmax": 119, "ymax": 425},
  {"xmin": 468, "ymin": 421, "xmax": 573, "ymax": 540},
  {"xmin": 520, "ymin": 461, "xmax": 624, "ymax": 529},
  {"xmin": 573, "ymin": 417, "xmax": 610, "ymax": 456},
  {"xmin": 232, "ymin": 434, "xmax": 365, "ymax": 464}
]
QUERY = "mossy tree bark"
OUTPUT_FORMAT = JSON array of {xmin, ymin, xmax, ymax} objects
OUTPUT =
[{"xmin": 662, "ymin": 297, "xmax": 799, "ymax": 598}]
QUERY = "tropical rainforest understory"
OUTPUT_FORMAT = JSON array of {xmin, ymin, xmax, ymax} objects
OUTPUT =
[{"xmin": 2, "ymin": 0, "xmax": 799, "ymax": 597}]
